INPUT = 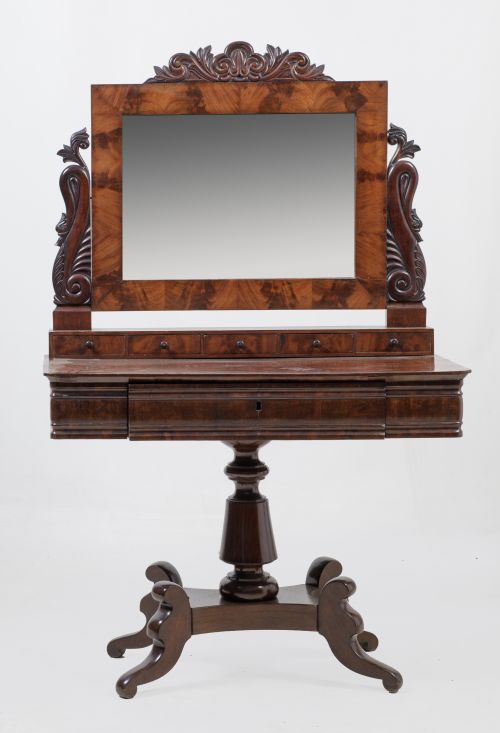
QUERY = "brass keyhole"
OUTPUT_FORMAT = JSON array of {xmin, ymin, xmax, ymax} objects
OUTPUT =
[{"xmin": 256, "ymin": 401, "xmax": 263, "ymax": 413}]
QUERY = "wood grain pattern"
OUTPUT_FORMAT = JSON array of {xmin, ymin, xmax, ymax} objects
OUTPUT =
[
  {"xmin": 91, "ymin": 80, "xmax": 387, "ymax": 311},
  {"xmin": 45, "ymin": 355, "xmax": 468, "ymax": 440},
  {"xmin": 44, "ymin": 354, "xmax": 469, "ymax": 380},
  {"xmin": 48, "ymin": 328, "xmax": 434, "ymax": 359}
]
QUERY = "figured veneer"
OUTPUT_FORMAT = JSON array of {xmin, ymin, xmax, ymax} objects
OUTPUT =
[
  {"xmin": 281, "ymin": 332, "xmax": 354, "ymax": 355},
  {"xmin": 128, "ymin": 333, "xmax": 201, "ymax": 357},
  {"xmin": 50, "ymin": 383, "xmax": 127, "ymax": 438},
  {"xmin": 50, "ymin": 334, "xmax": 126, "ymax": 357},
  {"xmin": 91, "ymin": 79, "xmax": 387, "ymax": 311},
  {"xmin": 44, "ymin": 45, "xmax": 470, "ymax": 699},
  {"xmin": 355, "ymin": 330, "xmax": 432, "ymax": 355},
  {"xmin": 45, "ymin": 356, "xmax": 468, "ymax": 441},
  {"xmin": 48, "ymin": 328, "xmax": 434, "ymax": 358},
  {"xmin": 203, "ymin": 333, "xmax": 280, "ymax": 357}
]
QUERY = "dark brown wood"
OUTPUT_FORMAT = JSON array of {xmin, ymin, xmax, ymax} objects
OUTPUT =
[
  {"xmin": 50, "ymin": 382, "xmax": 128, "ymax": 438},
  {"xmin": 318, "ymin": 576, "xmax": 403, "ymax": 693},
  {"xmin": 145, "ymin": 42, "xmax": 332, "ymax": 83},
  {"xmin": 281, "ymin": 332, "xmax": 354, "ymax": 355},
  {"xmin": 387, "ymin": 303, "xmax": 427, "ymax": 327},
  {"xmin": 48, "ymin": 327, "xmax": 435, "ymax": 359},
  {"xmin": 116, "ymin": 581, "xmax": 191, "ymax": 699},
  {"xmin": 356, "ymin": 330, "xmax": 432, "ymax": 355},
  {"xmin": 52, "ymin": 306, "xmax": 91, "ymax": 330},
  {"xmin": 386, "ymin": 124, "xmax": 426, "ymax": 303},
  {"xmin": 46, "ymin": 355, "xmax": 467, "ymax": 440},
  {"xmin": 128, "ymin": 333, "xmax": 201, "ymax": 357},
  {"xmin": 107, "ymin": 561, "xmax": 182, "ymax": 658},
  {"xmin": 108, "ymin": 553, "xmax": 401, "ymax": 696},
  {"xmin": 52, "ymin": 129, "xmax": 91, "ymax": 306},
  {"xmin": 219, "ymin": 441, "xmax": 278, "ymax": 601},
  {"xmin": 91, "ymin": 80, "xmax": 387, "ymax": 311}
]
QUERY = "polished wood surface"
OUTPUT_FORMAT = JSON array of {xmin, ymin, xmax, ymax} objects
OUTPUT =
[
  {"xmin": 49, "ymin": 327, "xmax": 434, "ymax": 359},
  {"xmin": 46, "ymin": 355, "xmax": 467, "ymax": 440},
  {"xmin": 91, "ymin": 79, "xmax": 387, "ymax": 311},
  {"xmin": 108, "ymin": 552, "xmax": 402, "ymax": 698},
  {"xmin": 219, "ymin": 442, "xmax": 278, "ymax": 601},
  {"xmin": 44, "ymin": 354, "xmax": 466, "ymax": 379}
]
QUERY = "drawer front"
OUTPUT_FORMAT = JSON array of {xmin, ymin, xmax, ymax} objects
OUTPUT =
[
  {"xmin": 356, "ymin": 331, "xmax": 433, "ymax": 355},
  {"xmin": 128, "ymin": 334, "xmax": 201, "ymax": 357},
  {"xmin": 281, "ymin": 333, "xmax": 354, "ymax": 356},
  {"xmin": 128, "ymin": 383, "xmax": 386, "ymax": 439},
  {"xmin": 51, "ymin": 334, "xmax": 126, "ymax": 357},
  {"xmin": 203, "ymin": 333, "xmax": 280, "ymax": 357}
]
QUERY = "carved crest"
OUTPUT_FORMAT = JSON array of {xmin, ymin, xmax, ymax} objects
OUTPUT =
[
  {"xmin": 145, "ymin": 42, "xmax": 332, "ymax": 83},
  {"xmin": 386, "ymin": 123, "xmax": 426, "ymax": 302},
  {"xmin": 52, "ymin": 128, "xmax": 91, "ymax": 306}
]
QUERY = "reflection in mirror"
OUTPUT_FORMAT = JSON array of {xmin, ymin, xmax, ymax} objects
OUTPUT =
[{"xmin": 122, "ymin": 113, "xmax": 355, "ymax": 281}]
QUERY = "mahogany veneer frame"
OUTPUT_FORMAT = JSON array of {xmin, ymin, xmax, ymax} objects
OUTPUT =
[{"xmin": 91, "ymin": 80, "xmax": 387, "ymax": 311}]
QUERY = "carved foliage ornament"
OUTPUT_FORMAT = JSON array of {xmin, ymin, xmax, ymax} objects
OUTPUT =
[
  {"xmin": 386, "ymin": 123, "xmax": 426, "ymax": 302},
  {"xmin": 52, "ymin": 128, "xmax": 91, "ymax": 306},
  {"xmin": 145, "ymin": 41, "xmax": 332, "ymax": 83}
]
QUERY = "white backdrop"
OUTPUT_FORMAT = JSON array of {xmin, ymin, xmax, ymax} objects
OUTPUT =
[{"xmin": 1, "ymin": 1, "xmax": 499, "ymax": 731}]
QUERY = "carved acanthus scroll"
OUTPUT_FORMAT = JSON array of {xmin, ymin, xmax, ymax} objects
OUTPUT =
[
  {"xmin": 386, "ymin": 124, "xmax": 426, "ymax": 302},
  {"xmin": 145, "ymin": 42, "xmax": 332, "ymax": 83},
  {"xmin": 52, "ymin": 128, "xmax": 91, "ymax": 306}
]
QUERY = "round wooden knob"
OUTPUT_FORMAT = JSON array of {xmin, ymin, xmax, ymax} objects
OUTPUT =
[
  {"xmin": 236, "ymin": 340, "xmax": 245, "ymax": 349},
  {"xmin": 84, "ymin": 340, "xmax": 93, "ymax": 349},
  {"xmin": 159, "ymin": 341, "xmax": 169, "ymax": 349},
  {"xmin": 312, "ymin": 339, "xmax": 321, "ymax": 348},
  {"xmin": 389, "ymin": 337, "xmax": 400, "ymax": 347}
]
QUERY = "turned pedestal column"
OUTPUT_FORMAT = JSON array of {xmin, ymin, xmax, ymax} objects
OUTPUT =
[{"xmin": 219, "ymin": 441, "xmax": 279, "ymax": 602}]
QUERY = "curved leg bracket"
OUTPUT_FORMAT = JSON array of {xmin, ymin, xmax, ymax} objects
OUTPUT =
[
  {"xmin": 116, "ymin": 581, "xmax": 191, "ymax": 699},
  {"xmin": 318, "ymin": 577, "xmax": 402, "ymax": 693},
  {"xmin": 107, "ymin": 561, "xmax": 183, "ymax": 659}
]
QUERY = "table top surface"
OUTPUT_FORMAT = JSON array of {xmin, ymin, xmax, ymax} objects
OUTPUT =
[{"xmin": 44, "ymin": 354, "xmax": 470, "ymax": 381}]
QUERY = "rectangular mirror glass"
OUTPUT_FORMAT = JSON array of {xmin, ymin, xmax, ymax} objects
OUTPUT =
[{"xmin": 122, "ymin": 113, "xmax": 355, "ymax": 281}]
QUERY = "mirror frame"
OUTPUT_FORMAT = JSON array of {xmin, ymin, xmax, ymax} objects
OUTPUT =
[{"xmin": 91, "ymin": 79, "xmax": 387, "ymax": 310}]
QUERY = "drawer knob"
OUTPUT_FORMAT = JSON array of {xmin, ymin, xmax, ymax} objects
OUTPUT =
[
  {"xmin": 389, "ymin": 337, "xmax": 400, "ymax": 348},
  {"xmin": 84, "ymin": 340, "xmax": 94, "ymax": 350},
  {"xmin": 312, "ymin": 339, "xmax": 322, "ymax": 348},
  {"xmin": 236, "ymin": 340, "xmax": 246, "ymax": 349},
  {"xmin": 159, "ymin": 341, "xmax": 169, "ymax": 350}
]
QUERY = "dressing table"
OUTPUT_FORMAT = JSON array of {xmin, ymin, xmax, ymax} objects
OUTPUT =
[{"xmin": 43, "ymin": 42, "xmax": 469, "ymax": 698}]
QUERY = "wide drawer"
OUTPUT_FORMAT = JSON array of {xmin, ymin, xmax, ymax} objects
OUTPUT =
[
  {"xmin": 128, "ymin": 383, "xmax": 386, "ymax": 439},
  {"xmin": 203, "ymin": 333, "xmax": 280, "ymax": 357},
  {"xmin": 128, "ymin": 333, "xmax": 201, "ymax": 357},
  {"xmin": 356, "ymin": 331, "xmax": 433, "ymax": 355},
  {"xmin": 50, "ymin": 333, "xmax": 126, "ymax": 357},
  {"xmin": 280, "ymin": 332, "xmax": 354, "ymax": 355}
]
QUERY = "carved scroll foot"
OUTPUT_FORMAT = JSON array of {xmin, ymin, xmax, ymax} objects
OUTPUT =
[
  {"xmin": 116, "ymin": 581, "xmax": 191, "ymax": 699},
  {"xmin": 107, "ymin": 561, "xmax": 182, "ymax": 658},
  {"xmin": 318, "ymin": 576, "xmax": 403, "ymax": 693}
]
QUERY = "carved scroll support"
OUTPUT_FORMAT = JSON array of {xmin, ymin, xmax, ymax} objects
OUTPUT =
[
  {"xmin": 386, "ymin": 124, "xmax": 426, "ymax": 315},
  {"xmin": 52, "ymin": 128, "xmax": 91, "ymax": 328}
]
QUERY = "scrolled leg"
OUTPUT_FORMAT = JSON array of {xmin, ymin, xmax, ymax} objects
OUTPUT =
[
  {"xmin": 107, "ymin": 561, "xmax": 183, "ymax": 658},
  {"xmin": 116, "ymin": 581, "xmax": 191, "ymax": 699},
  {"xmin": 318, "ymin": 577, "xmax": 403, "ymax": 693},
  {"xmin": 305, "ymin": 556, "xmax": 343, "ymax": 590}
]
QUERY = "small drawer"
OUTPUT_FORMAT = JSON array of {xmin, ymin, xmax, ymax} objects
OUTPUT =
[
  {"xmin": 203, "ymin": 333, "xmax": 280, "ymax": 357},
  {"xmin": 356, "ymin": 331, "xmax": 433, "ymax": 355},
  {"xmin": 51, "ymin": 334, "xmax": 126, "ymax": 357},
  {"xmin": 281, "ymin": 332, "xmax": 354, "ymax": 356},
  {"xmin": 128, "ymin": 334, "xmax": 201, "ymax": 357}
]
